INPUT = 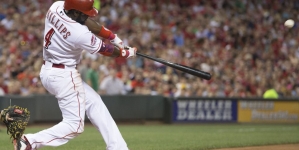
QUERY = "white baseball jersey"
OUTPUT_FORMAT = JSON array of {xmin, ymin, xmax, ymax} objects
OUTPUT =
[{"xmin": 43, "ymin": 1, "xmax": 102, "ymax": 67}]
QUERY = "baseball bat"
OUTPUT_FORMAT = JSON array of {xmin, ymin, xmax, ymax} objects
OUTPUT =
[{"xmin": 136, "ymin": 52, "xmax": 212, "ymax": 80}]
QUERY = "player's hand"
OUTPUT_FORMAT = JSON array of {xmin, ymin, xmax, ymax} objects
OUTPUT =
[
  {"xmin": 110, "ymin": 34, "xmax": 124, "ymax": 50},
  {"xmin": 121, "ymin": 46, "xmax": 137, "ymax": 58}
]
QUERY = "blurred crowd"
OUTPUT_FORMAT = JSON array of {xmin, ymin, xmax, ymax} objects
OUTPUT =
[{"xmin": 0, "ymin": 0, "xmax": 298, "ymax": 98}]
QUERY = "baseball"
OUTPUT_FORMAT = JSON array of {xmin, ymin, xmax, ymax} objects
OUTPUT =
[{"xmin": 284, "ymin": 19, "xmax": 295, "ymax": 28}]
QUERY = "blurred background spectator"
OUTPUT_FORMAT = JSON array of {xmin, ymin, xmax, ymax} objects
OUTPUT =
[
  {"xmin": 86, "ymin": 61, "xmax": 101, "ymax": 92},
  {"xmin": 263, "ymin": 83, "xmax": 279, "ymax": 99},
  {"xmin": 292, "ymin": 84, "xmax": 299, "ymax": 96},
  {"xmin": 0, "ymin": 0, "xmax": 298, "ymax": 98},
  {"xmin": 99, "ymin": 69, "xmax": 126, "ymax": 95}
]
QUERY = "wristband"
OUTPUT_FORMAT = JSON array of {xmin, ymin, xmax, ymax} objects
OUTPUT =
[
  {"xmin": 98, "ymin": 43, "xmax": 114, "ymax": 56},
  {"xmin": 98, "ymin": 26, "xmax": 115, "ymax": 40}
]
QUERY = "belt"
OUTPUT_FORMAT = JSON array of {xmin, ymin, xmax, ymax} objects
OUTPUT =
[{"xmin": 43, "ymin": 60, "xmax": 65, "ymax": 69}]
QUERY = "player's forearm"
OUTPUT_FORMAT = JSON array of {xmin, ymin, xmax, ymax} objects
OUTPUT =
[
  {"xmin": 86, "ymin": 18, "xmax": 136, "ymax": 58},
  {"xmin": 85, "ymin": 18, "xmax": 115, "ymax": 40},
  {"xmin": 98, "ymin": 44, "xmax": 133, "ymax": 58},
  {"xmin": 104, "ymin": 46, "xmax": 121, "ymax": 57},
  {"xmin": 98, "ymin": 44, "xmax": 121, "ymax": 57},
  {"xmin": 85, "ymin": 18, "xmax": 101, "ymax": 35}
]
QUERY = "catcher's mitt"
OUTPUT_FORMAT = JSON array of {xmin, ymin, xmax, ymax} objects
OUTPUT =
[{"xmin": 0, "ymin": 105, "xmax": 30, "ymax": 141}]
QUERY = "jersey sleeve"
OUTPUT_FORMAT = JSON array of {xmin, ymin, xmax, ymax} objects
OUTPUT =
[{"xmin": 76, "ymin": 32, "xmax": 103, "ymax": 54}]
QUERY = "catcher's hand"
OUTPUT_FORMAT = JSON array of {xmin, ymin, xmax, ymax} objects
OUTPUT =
[{"xmin": 0, "ymin": 105, "xmax": 30, "ymax": 141}]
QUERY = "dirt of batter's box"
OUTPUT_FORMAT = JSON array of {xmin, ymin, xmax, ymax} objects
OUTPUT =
[{"xmin": 214, "ymin": 144, "xmax": 299, "ymax": 150}]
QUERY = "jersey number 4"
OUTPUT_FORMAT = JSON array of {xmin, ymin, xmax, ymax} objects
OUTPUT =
[{"xmin": 44, "ymin": 28, "xmax": 55, "ymax": 49}]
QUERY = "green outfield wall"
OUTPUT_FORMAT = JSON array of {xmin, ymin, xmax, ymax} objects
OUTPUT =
[{"xmin": 0, "ymin": 95, "xmax": 298, "ymax": 124}]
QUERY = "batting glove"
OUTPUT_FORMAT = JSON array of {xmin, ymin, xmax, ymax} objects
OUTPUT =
[
  {"xmin": 110, "ymin": 34, "xmax": 124, "ymax": 50},
  {"xmin": 120, "ymin": 46, "xmax": 137, "ymax": 58}
]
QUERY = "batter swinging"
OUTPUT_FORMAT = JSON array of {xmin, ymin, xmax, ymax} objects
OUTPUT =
[{"xmin": 14, "ymin": 0, "xmax": 136, "ymax": 150}]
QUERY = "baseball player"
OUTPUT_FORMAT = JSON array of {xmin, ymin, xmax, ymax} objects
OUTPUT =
[{"xmin": 14, "ymin": 0, "xmax": 135, "ymax": 150}]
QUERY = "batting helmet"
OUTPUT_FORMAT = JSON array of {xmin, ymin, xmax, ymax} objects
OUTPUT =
[{"xmin": 64, "ymin": 0, "xmax": 98, "ymax": 17}]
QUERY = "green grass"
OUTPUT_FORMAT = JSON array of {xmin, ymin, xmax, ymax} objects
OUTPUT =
[{"xmin": 1, "ymin": 123, "xmax": 299, "ymax": 150}]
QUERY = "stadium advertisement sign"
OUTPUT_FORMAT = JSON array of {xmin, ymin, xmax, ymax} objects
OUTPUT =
[
  {"xmin": 238, "ymin": 100, "xmax": 299, "ymax": 123},
  {"xmin": 172, "ymin": 99, "xmax": 238, "ymax": 123}
]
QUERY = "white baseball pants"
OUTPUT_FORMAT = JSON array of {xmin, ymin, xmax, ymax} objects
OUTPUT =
[{"xmin": 25, "ymin": 63, "xmax": 128, "ymax": 150}]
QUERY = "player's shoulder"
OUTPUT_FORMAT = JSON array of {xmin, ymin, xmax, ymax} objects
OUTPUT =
[
  {"xmin": 72, "ymin": 25, "xmax": 91, "ymax": 36},
  {"xmin": 74, "ymin": 27, "xmax": 96, "ymax": 41}
]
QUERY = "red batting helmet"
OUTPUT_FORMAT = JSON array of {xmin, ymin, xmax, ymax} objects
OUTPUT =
[{"xmin": 64, "ymin": 0, "xmax": 98, "ymax": 17}]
